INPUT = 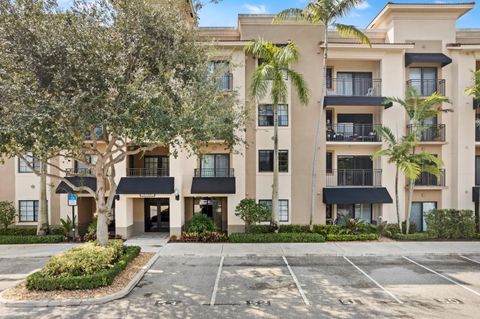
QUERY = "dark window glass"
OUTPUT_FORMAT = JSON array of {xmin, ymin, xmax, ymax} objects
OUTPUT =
[
  {"xmin": 258, "ymin": 199, "xmax": 289, "ymax": 222},
  {"xmin": 200, "ymin": 154, "xmax": 230, "ymax": 177},
  {"xmin": 258, "ymin": 104, "xmax": 288, "ymax": 127},
  {"xmin": 326, "ymin": 67, "xmax": 333, "ymax": 89},
  {"xmin": 19, "ymin": 200, "xmax": 39, "ymax": 222},
  {"xmin": 258, "ymin": 150, "xmax": 288, "ymax": 172},
  {"xmin": 326, "ymin": 152, "xmax": 333, "ymax": 173},
  {"xmin": 18, "ymin": 153, "xmax": 40, "ymax": 173}
]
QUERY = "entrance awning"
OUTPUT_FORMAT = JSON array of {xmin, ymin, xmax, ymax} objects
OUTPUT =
[
  {"xmin": 56, "ymin": 177, "xmax": 97, "ymax": 194},
  {"xmin": 323, "ymin": 187, "xmax": 393, "ymax": 204},
  {"xmin": 405, "ymin": 53, "xmax": 452, "ymax": 67},
  {"xmin": 117, "ymin": 177, "xmax": 174, "ymax": 194},
  {"xmin": 191, "ymin": 177, "xmax": 236, "ymax": 194}
]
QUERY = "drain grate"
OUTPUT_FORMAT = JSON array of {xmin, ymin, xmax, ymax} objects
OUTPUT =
[
  {"xmin": 246, "ymin": 300, "xmax": 271, "ymax": 307},
  {"xmin": 155, "ymin": 300, "xmax": 182, "ymax": 306},
  {"xmin": 434, "ymin": 298, "xmax": 463, "ymax": 304},
  {"xmin": 339, "ymin": 299, "xmax": 363, "ymax": 305}
]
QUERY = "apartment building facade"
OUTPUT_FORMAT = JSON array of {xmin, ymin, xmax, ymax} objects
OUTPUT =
[{"xmin": 1, "ymin": 2, "xmax": 479, "ymax": 237}]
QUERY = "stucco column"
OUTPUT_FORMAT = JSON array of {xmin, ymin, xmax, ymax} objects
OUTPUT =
[{"xmin": 115, "ymin": 196, "xmax": 134, "ymax": 238}]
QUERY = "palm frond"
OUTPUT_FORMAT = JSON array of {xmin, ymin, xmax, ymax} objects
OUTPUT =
[
  {"xmin": 250, "ymin": 63, "xmax": 272, "ymax": 99},
  {"xmin": 274, "ymin": 8, "xmax": 307, "ymax": 23},
  {"xmin": 244, "ymin": 38, "xmax": 274, "ymax": 61},
  {"xmin": 334, "ymin": 23, "xmax": 371, "ymax": 45},
  {"xmin": 331, "ymin": 0, "xmax": 365, "ymax": 19},
  {"xmin": 285, "ymin": 69, "xmax": 310, "ymax": 105},
  {"xmin": 274, "ymin": 42, "xmax": 300, "ymax": 64},
  {"xmin": 374, "ymin": 125, "xmax": 396, "ymax": 146}
]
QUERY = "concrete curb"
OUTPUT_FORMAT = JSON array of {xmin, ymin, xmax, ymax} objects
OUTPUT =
[{"xmin": 0, "ymin": 251, "xmax": 161, "ymax": 308}]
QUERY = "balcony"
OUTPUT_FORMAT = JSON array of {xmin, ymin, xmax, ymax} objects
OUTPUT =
[
  {"xmin": 474, "ymin": 98, "xmax": 480, "ymax": 109},
  {"xmin": 216, "ymin": 74, "xmax": 233, "ymax": 91},
  {"xmin": 406, "ymin": 79, "xmax": 446, "ymax": 96},
  {"xmin": 127, "ymin": 168, "xmax": 169, "ymax": 177},
  {"xmin": 66, "ymin": 168, "xmax": 94, "ymax": 176},
  {"xmin": 407, "ymin": 124, "xmax": 446, "ymax": 142},
  {"xmin": 191, "ymin": 168, "xmax": 236, "ymax": 194},
  {"xmin": 326, "ymin": 169, "xmax": 382, "ymax": 187},
  {"xmin": 327, "ymin": 124, "xmax": 381, "ymax": 143},
  {"xmin": 476, "ymin": 125, "xmax": 480, "ymax": 142},
  {"xmin": 84, "ymin": 128, "xmax": 105, "ymax": 141},
  {"xmin": 414, "ymin": 170, "xmax": 446, "ymax": 187},
  {"xmin": 324, "ymin": 78, "xmax": 391, "ymax": 108}
]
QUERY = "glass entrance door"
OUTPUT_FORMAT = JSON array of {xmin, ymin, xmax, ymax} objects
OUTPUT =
[
  {"xmin": 144, "ymin": 198, "xmax": 170, "ymax": 232},
  {"xmin": 193, "ymin": 197, "xmax": 224, "ymax": 231}
]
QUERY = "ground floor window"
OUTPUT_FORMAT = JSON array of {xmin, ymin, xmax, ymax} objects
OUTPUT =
[
  {"xmin": 336, "ymin": 203, "xmax": 372, "ymax": 224},
  {"xmin": 19, "ymin": 200, "xmax": 39, "ymax": 222},
  {"xmin": 193, "ymin": 197, "xmax": 224, "ymax": 231},
  {"xmin": 258, "ymin": 199, "xmax": 289, "ymax": 222},
  {"xmin": 410, "ymin": 201, "xmax": 436, "ymax": 232}
]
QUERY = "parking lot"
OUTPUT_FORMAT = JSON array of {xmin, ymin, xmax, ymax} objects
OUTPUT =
[{"xmin": 1, "ymin": 243, "xmax": 480, "ymax": 318}]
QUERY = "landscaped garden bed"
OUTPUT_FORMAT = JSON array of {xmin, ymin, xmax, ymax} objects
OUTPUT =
[
  {"xmin": 228, "ymin": 232, "xmax": 326, "ymax": 243},
  {"xmin": 1, "ymin": 240, "xmax": 152, "ymax": 301}
]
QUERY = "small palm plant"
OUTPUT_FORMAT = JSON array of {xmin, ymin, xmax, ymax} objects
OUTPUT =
[
  {"xmin": 245, "ymin": 39, "xmax": 309, "ymax": 227},
  {"xmin": 275, "ymin": 0, "xmax": 371, "ymax": 230}
]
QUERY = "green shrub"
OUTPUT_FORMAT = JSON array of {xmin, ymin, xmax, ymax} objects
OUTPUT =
[
  {"xmin": 326, "ymin": 233, "xmax": 378, "ymax": 241},
  {"xmin": 42, "ymin": 240, "xmax": 125, "ymax": 277},
  {"xmin": 0, "ymin": 201, "xmax": 17, "ymax": 230},
  {"xmin": 178, "ymin": 231, "xmax": 227, "ymax": 242},
  {"xmin": 185, "ymin": 214, "xmax": 216, "ymax": 233},
  {"xmin": 0, "ymin": 235, "xmax": 64, "ymax": 244},
  {"xmin": 235, "ymin": 199, "xmax": 271, "ymax": 230},
  {"xmin": 26, "ymin": 245, "xmax": 140, "ymax": 291},
  {"xmin": 312, "ymin": 224, "xmax": 342, "ymax": 236},
  {"xmin": 392, "ymin": 233, "xmax": 434, "ymax": 241},
  {"xmin": 60, "ymin": 216, "xmax": 74, "ymax": 238},
  {"xmin": 0, "ymin": 226, "xmax": 37, "ymax": 236},
  {"xmin": 83, "ymin": 218, "xmax": 97, "ymax": 242},
  {"xmin": 48, "ymin": 226, "xmax": 65, "ymax": 236},
  {"xmin": 228, "ymin": 233, "xmax": 325, "ymax": 243},
  {"xmin": 245, "ymin": 224, "xmax": 273, "ymax": 234},
  {"xmin": 402, "ymin": 221, "xmax": 417, "ymax": 234},
  {"xmin": 278, "ymin": 224, "xmax": 311, "ymax": 233},
  {"xmin": 425, "ymin": 209, "xmax": 476, "ymax": 239},
  {"xmin": 356, "ymin": 224, "xmax": 378, "ymax": 234}
]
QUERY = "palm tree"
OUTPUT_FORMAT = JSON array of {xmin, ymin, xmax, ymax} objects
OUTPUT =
[
  {"xmin": 385, "ymin": 87, "xmax": 450, "ymax": 233},
  {"xmin": 245, "ymin": 39, "xmax": 309, "ymax": 227},
  {"xmin": 373, "ymin": 127, "xmax": 416, "ymax": 233},
  {"xmin": 275, "ymin": 0, "xmax": 370, "ymax": 230}
]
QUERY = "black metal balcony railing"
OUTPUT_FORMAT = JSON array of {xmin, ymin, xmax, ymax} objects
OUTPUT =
[
  {"xmin": 414, "ymin": 169, "xmax": 446, "ymax": 187},
  {"xmin": 216, "ymin": 74, "xmax": 233, "ymax": 91},
  {"xmin": 127, "ymin": 168, "xmax": 169, "ymax": 177},
  {"xmin": 406, "ymin": 79, "xmax": 446, "ymax": 96},
  {"xmin": 327, "ymin": 78, "xmax": 382, "ymax": 97},
  {"xmin": 327, "ymin": 124, "xmax": 381, "ymax": 142},
  {"xmin": 66, "ymin": 168, "xmax": 94, "ymax": 176},
  {"xmin": 194, "ymin": 168, "xmax": 234, "ymax": 178},
  {"xmin": 476, "ymin": 125, "xmax": 480, "ymax": 142},
  {"xmin": 326, "ymin": 169, "xmax": 382, "ymax": 187},
  {"xmin": 407, "ymin": 124, "xmax": 446, "ymax": 142}
]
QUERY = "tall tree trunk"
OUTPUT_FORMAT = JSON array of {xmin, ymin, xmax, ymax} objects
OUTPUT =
[
  {"xmin": 310, "ymin": 24, "xmax": 329, "ymax": 230},
  {"xmin": 272, "ymin": 102, "xmax": 279, "ymax": 230},
  {"xmin": 95, "ymin": 165, "xmax": 109, "ymax": 247},
  {"xmin": 395, "ymin": 167, "xmax": 402, "ymax": 233},
  {"xmin": 37, "ymin": 161, "xmax": 49, "ymax": 236},
  {"xmin": 405, "ymin": 146, "xmax": 417, "ymax": 234}
]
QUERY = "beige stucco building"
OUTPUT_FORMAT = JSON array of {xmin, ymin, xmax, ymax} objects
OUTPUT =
[{"xmin": 1, "ymin": 2, "xmax": 480, "ymax": 237}]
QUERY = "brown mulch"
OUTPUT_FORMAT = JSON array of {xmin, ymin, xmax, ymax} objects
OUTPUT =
[{"xmin": 2, "ymin": 252, "xmax": 155, "ymax": 301}]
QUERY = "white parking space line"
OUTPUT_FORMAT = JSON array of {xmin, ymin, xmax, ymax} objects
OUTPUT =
[
  {"xmin": 459, "ymin": 255, "xmax": 480, "ymax": 265},
  {"xmin": 210, "ymin": 256, "xmax": 224, "ymax": 306},
  {"xmin": 282, "ymin": 256, "xmax": 310, "ymax": 306},
  {"xmin": 403, "ymin": 256, "xmax": 480, "ymax": 297},
  {"xmin": 343, "ymin": 256, "xmax": 403, "ymax": 304}
]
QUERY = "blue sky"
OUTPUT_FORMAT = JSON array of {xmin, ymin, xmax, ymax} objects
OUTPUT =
[{"xmin": 198, "ymin": 0, "xmax": 479, "ymax": 28}]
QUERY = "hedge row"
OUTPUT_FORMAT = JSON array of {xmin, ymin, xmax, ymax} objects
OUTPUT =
[
  {"xmin": 392, "ymin": 233, "xmax": 434, "ymax": 241},
  {"xmin": 26, "ymin": 245, "xmax": 141, "ymax": 291},
  {"xmin": 247, "ymin": 224, "xmax": 378, "ymax": 236},
  {"xmin": 326, "ymin": 234, "xmax": 378, "ymax": 241},
  {"xmin": 0, "ymin": 235, "xmax": 64, "ymax": 244},
  {"xmin": 0, "ymin": 227, "xmax": 37, "ymax": 236},
  {"xmin": 228, "ymin": 233, "xmax": 326, "ymax": 243}
]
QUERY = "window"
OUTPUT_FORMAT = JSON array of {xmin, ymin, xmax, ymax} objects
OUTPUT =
[
  {"xmin": 326, "ymin": 67, "xmax": 333, "ymax": 89},
  {"xmin": 326, "ymin": 204, "xmax": 333, "ymax": 222},
  {"xmin": 19, "ymin": 200, "xmax": 39, "ymax": 222},
  {"xmin": 209, "ymin": 60, "xmax": 231, "ymax": 91},
  {"xmin": 409, "ymin": 67, "xmax": 437, "ymax": 96},
  {"xmin": 200, "ymin": 154, "xmax": 230, "ymax": 177},
  {"xmin": 144, "ymin": 156, "xmax": 169, "ymax": 176},
  {"xmin": 258, "ymin": 150, "xmax": 288, "ymax": 172},
  {"xmin": 337, "ymin": 204, "xmax": 372, "ymax": 224},
  {"xmin": 258, "ymin": 104, "xmax": 288, "ymax": 127},
  {"xmin": 18, "ymin": 153, "xmax": 40, "ymax": 173},
  {"xmin": 336, "ymin": 72, "xmax": 373, "ymax": 96},
  {"xmin": 258, "ymin": 199, "xmax": 289, "ymax": 222},
  {"xmin": 75, "ymin": 154, "xmax": 98, "ymax": 175},
  {"xmin": 410, "ymin": 202, "xmax": 437, "ymax": 231},
  {"xmin": 326, "ymin": 152, "xmax": 333, "ymax": 174}
]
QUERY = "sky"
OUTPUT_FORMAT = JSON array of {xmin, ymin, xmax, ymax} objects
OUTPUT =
[{"xmin": 197, "ymin": 0, "xmax": 479, "ymax": 28}]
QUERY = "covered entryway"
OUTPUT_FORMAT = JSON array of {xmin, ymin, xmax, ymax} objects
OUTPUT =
[
  {"xmin": 144, "ymin": 198, "xmax": 170, "ymax": 232},
  {"xmin": 186, "ymin": 197, "xmax": 228, "ymax": 232}
]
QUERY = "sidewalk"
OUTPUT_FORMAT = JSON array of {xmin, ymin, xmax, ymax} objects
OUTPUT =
[{"xmin": 157, "ymin": 241, "xmax": 480, "ymax": 257}]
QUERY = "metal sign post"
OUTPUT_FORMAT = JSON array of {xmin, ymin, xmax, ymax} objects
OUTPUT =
[{"xmin": 68, "ymin": 194, "xmax": 78, "ymax": 240}]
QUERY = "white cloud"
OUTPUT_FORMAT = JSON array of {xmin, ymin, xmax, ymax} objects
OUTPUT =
[
  {"xmin": 243, "ymin": 4, "xmax": 268, "ymax": 14},
  {"xmin": 357, "ymin": 1, "xmax": 370, "ymax": 10}
]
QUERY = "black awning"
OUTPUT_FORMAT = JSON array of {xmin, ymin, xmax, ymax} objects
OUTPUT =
[
  {"xmin": 323, "ymin": 187, "xmax": 393, "ymax": 204},
  {"xmin": 405, "ymin": 53, "xmax": 452, "ymax": 67},
  {"xmin": 324, "ymin": 96, "xmax": 393, "ymax": 108},
  {"xmin": 56, "ymin": 177, "xmax": 97, "ymax": 194},
  {"xmin": 117, "ymin": 177, "xmax": 174, "ymax": 194},
  {"xmin": 473, "ymin": 187, "xmax": 480, "ymax": 202},
  {"xmin": 191, "ymin": 177, "xmax": 236, "ymax": 194}
]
